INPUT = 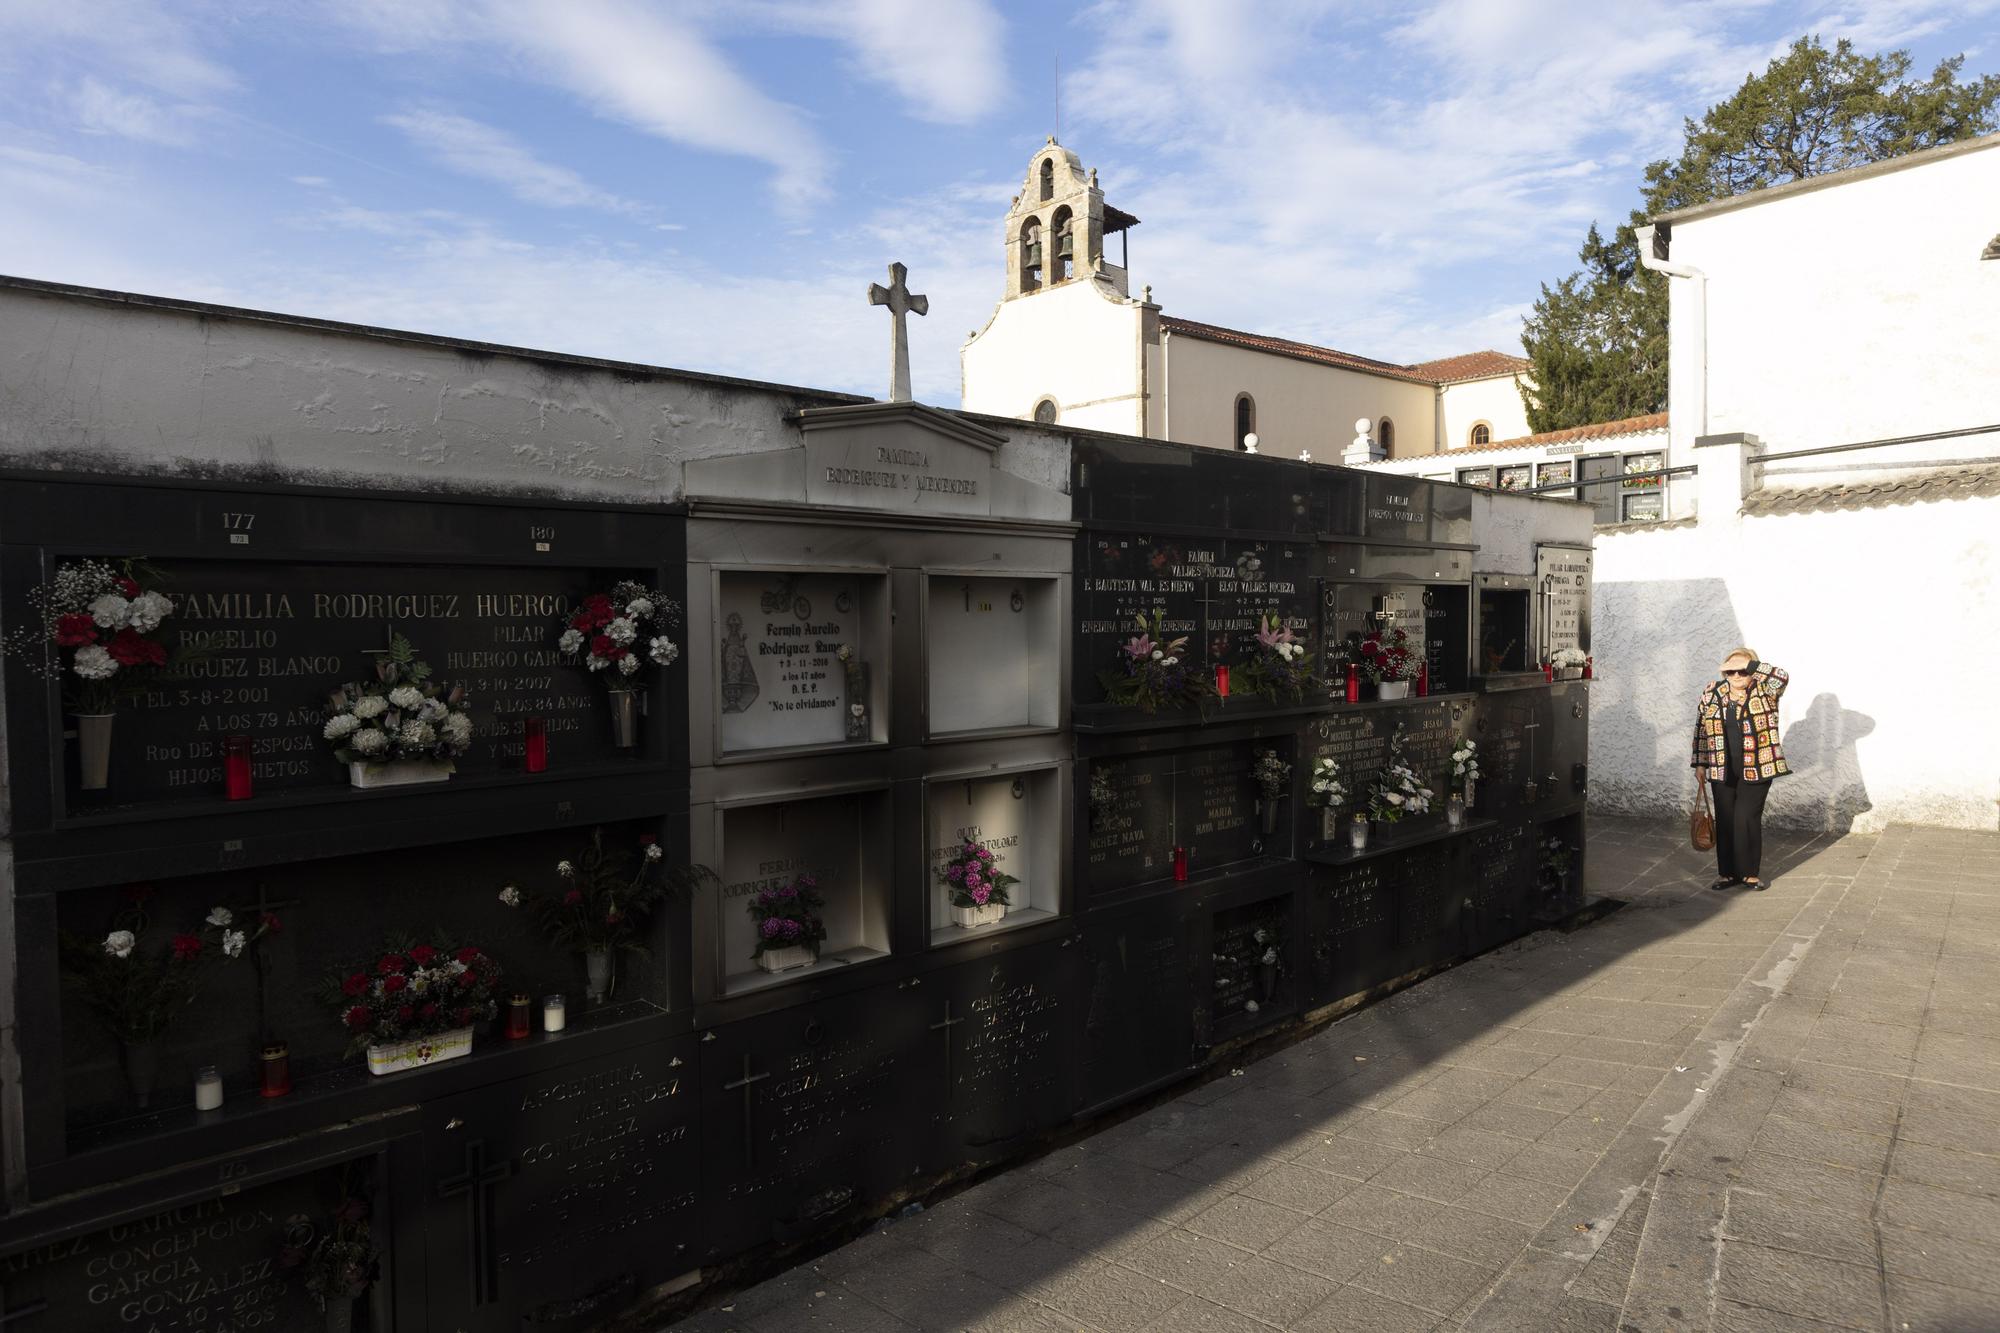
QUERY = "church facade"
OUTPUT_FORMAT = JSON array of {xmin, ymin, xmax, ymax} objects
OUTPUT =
[{"xmin": 961, "ymin": 140, "xmax": 1534, "ymax": 461}]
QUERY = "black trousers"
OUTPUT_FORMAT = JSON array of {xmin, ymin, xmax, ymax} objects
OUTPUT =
[{"xmin": 1710, "ymin": 779, "xmax": 1771, "ymax": 879}]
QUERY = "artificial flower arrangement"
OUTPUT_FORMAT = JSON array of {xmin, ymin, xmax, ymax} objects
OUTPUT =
[
  {"xmin": 939, "ymin": 839, "xmax": 1017, "ymax": 928},
  {"xmin": 325, "ymin": 938, "xmax": 503, "ymax": 1075},
  {"xmin": 1550, "ymin": 646, "xmax": 1588, "ymax": 678},
  {"xmin": 1238, "ymin": 614, "xmax": 1318, "ymax": 703},
  {"xmin": 556, "ymin": 581, "xmax": 681, "ymax": 686},
  {"xmin": 1100, "ymin": 611, "xmax": 1214, "ymax": 714},
  {"xmin": 323, "ymin": 632, "xmax": 472, "ymax": 784},
  {"xmin": 278, "ymin": 1172, "xmax": 380, "ymax": 1317},
  {"xmin": 499, "ymin": 828, "xmax": 714, "ymax": 1001},
  {"xmin": 1088, "ymin": 764, "xmax": 1118, "ymax": 823},
  {"xmin": 1451, "ymin": 739, "xmax": 1481, "ymax": 791},
  {"xmin": 1307, "ymin": 757, "xmax": 1348, "ymax": 809},
  {"xmin": 1354, "ymin": 626, "xmax": 1422, "ymax": 684},
  {"xmin": 59, "ymin": 888, "xmax": 271, "ymax": 1106},
  {"xmin": 1253, "ymin": 748, "xmax": 1291, "ymax": 802},
  {"xmin": 747, "ymin": 871, "xmax": 828, "ymax": 971},
  {"xmin": 1367, "ymin": 724, "xmax": 1435, "ymax": 824},
  {"xmin": 3, "ymin": 560, "xmax": 180, "ymax": 789},
  {"xmin": 1543, "ymin": 835, "xmax": 1575, "ymax": 880}
]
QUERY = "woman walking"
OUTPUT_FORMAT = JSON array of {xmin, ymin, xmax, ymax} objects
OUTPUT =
[{"xmin": 1692, "ymin": 648, "xmax": 1789, "ymax": 890}]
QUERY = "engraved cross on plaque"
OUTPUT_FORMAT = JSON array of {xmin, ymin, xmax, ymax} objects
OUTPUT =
[
  {"xmin": 723, "ymin": 1055, "xmax": 770, "ymax": 1169},
  {"xmin": 867, "ymin": 261, "xmax": 928, "ymax": 402},
  {"xmin": 930, "ymin": 999, "xmax": 964, "ymax": 1100},
  {"xmin": 437, "ymin": 1138, "xmax": 514, "ymax": 1307}
]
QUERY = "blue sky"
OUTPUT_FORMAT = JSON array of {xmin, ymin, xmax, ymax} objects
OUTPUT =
[{"xmin": 2, "ymin": 1, "xmax": 1994, "ymax": 405}]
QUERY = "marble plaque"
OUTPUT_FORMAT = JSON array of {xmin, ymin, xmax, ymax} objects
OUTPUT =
[
  {"xmin": 716, "ymin": 572, "xmax": 864, "ymax": 752},
  {"xmin": 926, "ymin": 576, "xmax": 1057, "ymax": 733},
  {"xmin": 1083, "ymin": 753, "xmax": 1175, "ymax": 896}
]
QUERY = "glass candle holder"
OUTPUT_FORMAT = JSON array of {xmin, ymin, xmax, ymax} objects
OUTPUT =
[
  {"xmin": 506, "ymin": 993, "xmax": 533, "ymax": 1040},
  {"xmin": 1584, "ymin": 657, "xmax": 1594, "ymax": 680},
  {"xmin": 1543, "ymin": 662, "xmax": 1555, "ymax": 682},
  {"xmin": 1348, "ymin": 815, "xmax": 1370, "ymax": 852},
  {"xmin": 194, "ymin": 1065, "xmax": 224, "ymax": 1111},
  {"xmin": 1172, "ymin": 846, "xmax": 1190, "ymax": 882},
  {"xmin": 1446, "ymin": 793, "xmax": 1465, "ymax": 830},
  {"xmin": 223, "ymin": 735, "xmax": 253, "ymax": 801},
  {"xmin": 523, "ymin": 717, "xmax": 548, "ymax": 773},
  {"xmin": 1344, "ymin": 661, "xmax": 1360, "ymax": 703},
  {"xmin": 542, "ymin": 994, "xmax": 567, "ymax": 1033},
  {"xmin": 259, "ymin": 1042, "xmax": 292, "ymax": 1098},
  {"xmin": 1416, "ymin": 662, "xmax": 1430, "ymax": 697},
  {"xmin": 1214, "ymin": 664, "xmax": 1230, "ymax": 698}
]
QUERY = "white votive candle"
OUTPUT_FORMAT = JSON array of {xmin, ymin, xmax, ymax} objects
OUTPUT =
[
  {"xmin": 542, "ymin": 994, "xmax": 567, "ymax": 1033},
  {"xmin": 194, "ymin": 1065, "xmax": 224, "ymax": 1111}
]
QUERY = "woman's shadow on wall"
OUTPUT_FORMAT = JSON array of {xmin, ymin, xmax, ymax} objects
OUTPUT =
[{"xmin": 1774, "ymin": 692, "xmax": 1876, "ymax": 833}]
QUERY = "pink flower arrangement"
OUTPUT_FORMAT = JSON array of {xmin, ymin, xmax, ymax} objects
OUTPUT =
[{"xmin": 939, "ymin": 839, "xmax": 1018, "ymax": 910}]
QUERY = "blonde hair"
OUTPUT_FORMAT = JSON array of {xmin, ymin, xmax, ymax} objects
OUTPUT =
[{"xmin": 1721, "ymin": 646, "xmax": 1758, "ymax": 667}]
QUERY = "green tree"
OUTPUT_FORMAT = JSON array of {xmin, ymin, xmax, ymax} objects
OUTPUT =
[{"xmin": 1520, "ymin": 36, "xmax": 2000, "ymax": 433}]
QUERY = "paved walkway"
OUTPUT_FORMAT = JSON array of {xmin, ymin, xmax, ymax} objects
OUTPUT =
[{"xmin": 663, "ymin": 818, "xmax": 2000, "ymax": 1332}]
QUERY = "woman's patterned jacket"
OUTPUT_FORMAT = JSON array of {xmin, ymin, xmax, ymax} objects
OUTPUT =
[{"xmin": 1691, "ymin": 662, "xmax": 1790, "ymax": 781}]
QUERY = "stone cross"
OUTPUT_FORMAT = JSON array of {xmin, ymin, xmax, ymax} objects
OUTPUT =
[
  {"xmin": 436, "ymin": 1137, "xmax": 514, "ymax": 1306},
  {"xmin": 867, "ymin": 261, "xmax": 928, "ymax": 402}
]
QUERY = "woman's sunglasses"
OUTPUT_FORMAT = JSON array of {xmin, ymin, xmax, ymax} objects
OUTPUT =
[{"xmin": 1721, "ymin": 668, "xmax": 1751, "ymax": 677}]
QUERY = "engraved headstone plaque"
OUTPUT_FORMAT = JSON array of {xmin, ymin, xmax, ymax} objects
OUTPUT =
[
  {"xmin": 1537, "ymin": 547, "xmax": 1592, "ymax": 659},
  {"xmin": 716, "ymin": 571, "xmax": 864, "ymax": 752},
  {"xmin": 1084, "ymin": 753, "xmax": 1175, "ymax": 896},
  {"xmin": 1081, "ymin": 913, "xmax": 1193, "ymax": 1111},
  {"xmin": 1175, "ymin": 744, "xmax": 1257, "ymax": 871},
  {"xmin": 929, "ymin": 944, "xmax": 1078, "ymax": 1167},
  {"xmin": 1077, "ymin": 535, "xmax": 1202, "ymax": 697},
  {"xmin": 1308, "ymin": 858, "xmax": 1395, "ymax": 1001}
]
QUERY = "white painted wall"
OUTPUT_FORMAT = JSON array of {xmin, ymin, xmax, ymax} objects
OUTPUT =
[
  {"xmin": 1439, "ymin": 375, "xmax": 1532, "ymax": 452},
  {"xmin": 1666, "ymin": 139, "xmax": 2000, "ymax": 483},
  {"xmin": 960, "ymin": 278, "xmax": 1146, "ymax": 435},
  {"xmin": 0, "ymin": 281, "xmax": 1071, "ymax": 502},
  {"xmin": 1590, "ymin": 492, "xmax": 2000, "ymax": 832},
  {"xmin": 1162, "ymin": 334, "xmax": 1436, "ymax": 458}
]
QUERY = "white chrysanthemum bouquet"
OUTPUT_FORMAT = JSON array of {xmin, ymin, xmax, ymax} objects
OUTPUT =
[
  {"xmin": 1368, "ymin": 724, "xmax": 1435, "ymax": 823},
  {"xmin": 1308, "ymin": 756, "xmax": 1347, "ymax": 808},
  {"xmin": 555, "ymin": 580, "xmax": 681, "ymax": 689},
  {"xmin": 323, "ymin": 632, "xmax": 473, "ymax": 767}
]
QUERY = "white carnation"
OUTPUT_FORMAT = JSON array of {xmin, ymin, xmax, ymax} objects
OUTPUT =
[
  {"xmin": 72, "ymin": 645, "xmax": 118, "ymax": 680},
  {"xmin": 206, "ymin": 906, "xmax": 233, "ymax": 927},
  {"xmin": 127, "ymin": 591, "xmax": 174, "ymax": 633},
  {"xmin": 351, "ymin": 727, "xmax": 390, "ymax": 756},
  {"xmin": 398, "ymin": 720, "xmax": 435, "ymax": 748},
  {"xmin": 606, "ymin": 616, "xmax": 637, "ymax": 646},
  {"xmin": 388, "ymin": 685, "xmax": 423, "ymax": 710},
  {"xmin": 559, "ymin": 628, "xmax": 585, "ymax": 654},
  {"xmin": 587, "ymin": 656, "xmax": 609, "ymax": 672},
  {"xmin": 323, "ymin": 714, "xmax": 361, "ymax": 740},
  {"xmin": 442, "ymin": 712, "xmax": 472, "ymax": 736},
  {"xmin": 648, "ymin": 636, "xmax": 679, "ymax": 666},
  {"xmin": 351, "ymin": 695, "xmax": 388, "ymax": 720},
  {"xmin": 103, "ymin": 930, "xmax": 135, "ymax": 959},
  {"xmin": 88, "ymin": 592, "xmax": 131, "ymax": 629},
  {"xmin": 617, "ymin": 653, "xmax": 640, "ymax": 676},
  {"xmin": 557, "ymin": 860, "xmax": 575, "ymax": 878},
  {"xmin": 221, "ymin": 929, "xmax": 246, "ymax": 958},
  {"xmin": 645, "ymin": 844, "xmax": 663, "ymax": 862},
  {"xmin": 626, "ymin": 597, "xmax": 654, "ymax": 618},
  {"xmin": 419, "ymin": 698, "xmax": 447, "ymax": 721},
  {"xmin": 499, "ymin": 886, "xmax": 521, "ymax": 907}
]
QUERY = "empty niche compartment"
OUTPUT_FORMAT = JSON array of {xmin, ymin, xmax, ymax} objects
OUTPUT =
[
  {"xmin": 925, "ymin": 767, "xmax": 1063, "ymax": 945},
  {"xmin": 925, "ymin": 574, "xmax": 1062, "ymax": 736},
  {"xmin": 715, "ymin": 569, "xmax": 890, "ymax": 756},
  {"xmin": 1474, "ymin": 574, "xmax": 1533, "ymax": 675},
  {"xmin": 714, "ymin": 789, "xmax": 892, "ymax": 995}
]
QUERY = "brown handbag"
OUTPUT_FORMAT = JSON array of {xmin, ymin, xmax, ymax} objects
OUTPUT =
[{"xmin": 1690, "ymin": 778, "xmax": 1715, "ymax": 851}]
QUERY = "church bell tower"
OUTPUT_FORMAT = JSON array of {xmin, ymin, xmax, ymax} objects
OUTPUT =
[{"xmin": 1003, "ymin": 137, "xmax": 1138, "ymax": 300}]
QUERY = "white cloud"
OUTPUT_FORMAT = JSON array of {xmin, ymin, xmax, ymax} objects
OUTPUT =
[
  {"xmin": 71, "ymin": 76, "xmax": 195, "ymax": 146},
  {"xmin": 0, "ymin": 0, "xmax": 236, "ymax": 99},
  {"xmin": 383, "ymin": 107, "xmax": 650, "ymax": 216},
  {"xmin": 291, "ymin": 175, "xmax": 332, "ymax": 188},
  {"xmin": 764, "ymin": 0, "xmax": 1009, "ymax": 123}
]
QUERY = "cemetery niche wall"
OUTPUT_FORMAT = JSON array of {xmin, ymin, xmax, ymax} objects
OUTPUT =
[{"xmin": 0, "ymin": 287, "xmax": 1596, "ymax": 1333}]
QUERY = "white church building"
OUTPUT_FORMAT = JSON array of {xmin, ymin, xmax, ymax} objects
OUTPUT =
[{"xmin": 960, "ymin": 139, "xmax": 1533, "ymax": 461}]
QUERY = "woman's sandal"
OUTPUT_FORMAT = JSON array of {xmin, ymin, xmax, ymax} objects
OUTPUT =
[
  {"xmin": 1744, "ymin": 878, "xmax": 1766, "ymax": 891},
  {"xmin": 1710, "ymin": 878, "xmax": 1738, "ymax": 891}
]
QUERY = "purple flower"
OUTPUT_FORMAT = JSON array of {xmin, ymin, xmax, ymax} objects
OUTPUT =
[
  {"xmin": 778, "ymin": 919, "xmax": 802, "ymax": 939},
  {"xmin": 972, "ymin": 886, "xmax": 991, "ymax": 905},
  {"xmin": 975, "ymin": 847, "xmax": 992, "ymax": 862},
  {"xmin": 1122, "ymin": 632, "xmax": 1154, "ymax": 660},
  {"xmin": 761, "ymin": 918, "xmax": 784, "ymax": 938},
  {"xmin": 947, "ymin": 863, "xmax": 964, "ymax": 881},
  {"xmin": 779, "ymin": 883, "xmax": 796, "ymax": 897}
]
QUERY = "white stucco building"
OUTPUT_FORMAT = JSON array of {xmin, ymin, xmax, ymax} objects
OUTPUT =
[
  {"xmin": 961, "ymin": 140, "xmax": 1533, "ymax": 459},
  {"xmin": 1358, "ymin": 412, "xmax": 1681, "ymax": 525}
]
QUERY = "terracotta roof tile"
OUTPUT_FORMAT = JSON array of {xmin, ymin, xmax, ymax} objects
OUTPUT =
[
  {"xmin": 1412, "ymin": 412, "xmax": 1670, "ymax": 460},
  {"xmin": 1405, "ymin": 350, "xmax": 1532, "ymax": 383},
  {"xmin": 1741, "ymin": 463, "xmax": 2000, "ymax": 515}
]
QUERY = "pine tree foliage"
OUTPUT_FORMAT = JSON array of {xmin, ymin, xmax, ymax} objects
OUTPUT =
[{"xmin": 1520, "ymin": 37, "xmax": 2000, "ymax": 433}]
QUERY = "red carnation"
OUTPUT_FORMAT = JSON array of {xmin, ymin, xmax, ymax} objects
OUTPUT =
[
  {"xmin": 54, "ymin": 613, "xmax": 98, "ymax": 647},
  {"xmin": 382, "ymin": 974, "xmax": 407, "ymax": 994},
  {"xmin": 589, "ymin": 634, "xmax": 615, "ymax": 657},
  {"xmin": 117, "ymin": 576, "xmax": 141, "ymax": 597},
  {"xmin": 637, "ymin": 833, "xmax": 657, "ymax": 846},
  {"xmin": 107, "ymin": 628, "xmax": 167, "ymax": 667},
  {"xmin": 341, "ymin": 972, "xmax": 368, "ymax": 997},
  {"xmin": 170, "ymin": 933, "xmax": 202, "ymax": 962},
  {"xmin": 396, "ymin": 1004, "xmax": 414, "ymax": 1023},
  {"xmin": 408, "ymin": 945, "xmax": 438, "ymax": 966},
  {"xmin": 608, "ymin": 646, "xmax": 629, "ymax": 660},
  {"xmin": 455, "ymin": 946, "xmax": 482, "ymax": 964},
  {"xmin": 345, "ymin": 1005, "xmax": 372, "ymax": 1031},
  {"xmin": 377, "ymin": 953, "xmax": 406, "ymax": 974},
  {"xmin": 420, "ymin": 1001, "xmax": 439, "ymax": 1020},
  {"xmin": 563, "ymin": 889, "xmax": 583, "ymax": 906},
  {"xmin": 569, "ymin": 611, "xmax": 594, "ymax": 632},
  {"xmin": 458, "ymin": 970, "xmax": 477, "ymax": 988}
]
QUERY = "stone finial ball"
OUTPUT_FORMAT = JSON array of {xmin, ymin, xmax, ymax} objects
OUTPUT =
[{"xmin": 1354, "ymin": 417, "xmax": 1372, "ymax": 434}]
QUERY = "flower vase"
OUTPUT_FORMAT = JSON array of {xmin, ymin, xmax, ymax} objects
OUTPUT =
[
  {"xmin": 1376, "ymin": 680, "xmax": 1410, "ymax": 701},
  {"xmin": 347, "ymin": 759, "xmax": 453, "ymax": 789},
  {"xmin": 1259, "ymin": 800, "xmax": 1281, "ymax": 836},
  {"xmin": 1347, "ymin": 818, "xmax": 1370, "ymax": 853},
  {"xmin": 1258, "ymin": 961, "xmax": 1279, "ymax": 1002},
  {"xmin": 1463, "ymin": 778, "xmax": 1477, "ymax": 810},
  {"xmin": 76, "ymin": 713, "xmax": 115, "ymax": 791},
  {"xmin": 1320, "ymin": 807, "xmax": 1340, "ymax": 842},
  {"xmin": 365, "ymin": 1025, "xmax": 473, "ymax": 1076},
  {"xmin": 121, "ymin": 1039, "xmax": 159, "ymax": 1109},
  {"xmin": 1556, "ymin": 666, "xmax": 1584, "ymax": 681},
  {"xmin": 607, "ymin": 690, "xmax": 640, "ymax": 749},
  {"xmin": 757, "ymin": 944, "xmax": 818, "ymax": 974},
  {"xmin": 584, "ymin": 949, "xmax": 613, "ymax": 1003},
  {"xmin": 951, "ymin": 902, "xmax": 1007, "ymax": 929},
  {"xmin": 324, "ymin": 1298, "xmax": 355, "ymax": 1333}
]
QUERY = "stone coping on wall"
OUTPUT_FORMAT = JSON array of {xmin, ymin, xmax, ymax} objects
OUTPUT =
[{"xmin": 1742, "ymin": 463, "xmax": 2000, "ymax": 515}]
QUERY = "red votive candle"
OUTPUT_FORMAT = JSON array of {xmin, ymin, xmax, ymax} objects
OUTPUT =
[
  {"xmin": 506, "ymin": 993, "xmax": 533, "ymax": 1040},
  {"xmin": 223, "ymin": 735, "xmax": 253, "ymax": 801},
  {"xmin": 1584, "ymin": 657, "xmax": 1594, "ymax": 680},
  {"xmin": 1543, "ymin": 662, "xmax": 1555, "ymax": 683},
  {"xmin": 1344, "ymin": 661, "xmax": 1360, "ymax": 704},
  {"xmin": 1215, "ymin": 664, "xmax": 1230, "ymax": 697},
  {"xmin": 523, "ymin": 717, "xmax": 548, "ymax": 773},
  {"xmin": 1417, "ymin": 662, "xmax": 1430, "ymax": 697},
  {"xmin": 259, "ymin": 1042, "xmax": 291, "ymax": 1098},
  {"xmin": 1173, "ymin": 846, "xmax": 1190, "ymax": 882}
]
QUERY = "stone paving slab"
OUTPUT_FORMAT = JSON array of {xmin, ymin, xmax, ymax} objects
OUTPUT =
[{"xmin": 653, "ymin": 820, "xmax": 2000, "ymax": 1332}]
